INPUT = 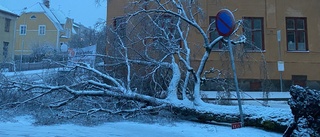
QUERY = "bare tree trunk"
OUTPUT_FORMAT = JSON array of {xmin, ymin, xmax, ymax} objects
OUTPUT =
[{"xmin": 166, "ymin": 56, "xmax": 180, "ymax": 101}]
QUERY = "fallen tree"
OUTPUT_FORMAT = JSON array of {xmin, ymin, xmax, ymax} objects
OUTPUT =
[
  {"xmin": 0, "ymin": 67, "xmax": 292, "ymax": 133},
  {"xmin": 0, "ymin": 0, "xmax": 290, "ymax": 133}
]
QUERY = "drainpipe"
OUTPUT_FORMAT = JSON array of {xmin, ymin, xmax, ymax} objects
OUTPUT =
[
  {"xmin": 12, "ymin": 16, "xmax": 18, "ymax": 71},
  {"xmin": 56, "ymin": 29, "xmax": 60, "ymax": 52}
]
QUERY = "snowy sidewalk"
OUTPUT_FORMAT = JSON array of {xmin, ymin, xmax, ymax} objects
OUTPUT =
[
  {"xmin": 2, "ymin": 68, "xmax": 63, "ymax": 77},
  {"xmin": 0, "ymin": 116, "xmax": 282, "ymax": 137}
]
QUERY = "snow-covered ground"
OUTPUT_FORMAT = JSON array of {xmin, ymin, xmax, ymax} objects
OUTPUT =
[
  {"xmin": 0, "ymin": 116, "xmax": 282, "ymax": 137},
  {"xmin": 2, "ymin": 68, "xmax": 63, "ymax": 77}
]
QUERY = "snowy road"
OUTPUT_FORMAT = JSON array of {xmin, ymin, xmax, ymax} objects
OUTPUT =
[{"xmin": 0, "ymin": 116, "xmax": 282, "ymax": 137}]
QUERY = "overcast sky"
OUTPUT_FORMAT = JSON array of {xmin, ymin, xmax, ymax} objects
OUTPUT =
[{"xmin": 0, "ymin": 0, "xmax": 106, "ymax": 28}]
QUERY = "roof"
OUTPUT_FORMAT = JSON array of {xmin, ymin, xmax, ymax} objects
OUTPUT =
[
  {"xmin": 50, "ymin": 9, "xmax": 67, "ymax": 24},
  {"xmin": 0, "ymin": 4, "xmax": 19, "ymax": 17},
  {"xmin": 23, "ymin": 2, "xmax": 64, "ymax": 31}
]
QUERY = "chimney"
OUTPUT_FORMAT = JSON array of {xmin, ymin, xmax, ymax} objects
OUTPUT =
[{"xmin": 43, "ymin": 0, "xmax": 50, "ymax": 8}]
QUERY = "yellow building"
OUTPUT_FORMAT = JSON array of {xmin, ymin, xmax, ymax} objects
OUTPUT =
[
  {"xmin": 15, "ymin": 1, "xmax": 74, "ymax": 62},
  {"xmin": 0, "ymin": 4, "xmax": 18, "ymax": 64},
  {"xmin": 106, "ymin": 0, "xmax": 320, "ymax": 90}
]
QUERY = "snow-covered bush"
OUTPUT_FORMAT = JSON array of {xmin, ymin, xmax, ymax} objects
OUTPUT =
[{"xmin": 284, "ymin": 85, "xmax": 320, "ymax": 137}]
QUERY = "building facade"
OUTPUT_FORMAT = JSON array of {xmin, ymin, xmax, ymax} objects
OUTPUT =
[
  {"xmin": 0, "ymin": 4, "xmax": 19, "ymax": 64},
  {"xmin": 14, "ymin": 2, "xmax": 74, "ymax": 62},
  {"xmin": 106, "ymin": 0, "xmax": 320, "ymax": 90}
]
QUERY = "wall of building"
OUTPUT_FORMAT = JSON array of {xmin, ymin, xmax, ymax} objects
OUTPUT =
[
  {"xmin": 0, "ymin": 11, "xmax": 18, "ymax": 63},
  {"xmin": 197, "ymin": 0, "xmax": 320, "ymax": 88},
  {"xmin": 59, "ymin": 18, "xmax": 74, "ymax": 44},
  {"xmin": 106, "ymin": 0, "xmax": 320, "ymax": 90},
  {"xmin": 15, "ymin": 13, "xmax": 59, "ymax": 56}
]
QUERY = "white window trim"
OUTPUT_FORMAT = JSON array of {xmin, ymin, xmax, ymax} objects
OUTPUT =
[
  {"xmin": 20, "ymin": 25, "xmax": 27, "ymax": 35},
  {"xmin": 38, "ymin": 25, "xmax": 46, "ymax": 35}
]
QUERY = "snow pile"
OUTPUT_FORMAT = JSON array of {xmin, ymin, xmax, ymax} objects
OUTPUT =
[{"xmin": 283, "ymin": 85, "xmax": 320, "ymax": 137}]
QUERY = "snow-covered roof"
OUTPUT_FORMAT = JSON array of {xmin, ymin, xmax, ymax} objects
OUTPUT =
[
  {"xmin": 50, "ymin": 8, "xmax": 67, "ymax": 24},
  {"xmin": 72, "ymin": 27, "xmax": 77, "ymax": 34},
  {"xmin": 23, "ymin": 2, "xmax": 63, "ymax": 31},
  {"xmin": 73, "ymin": 23, "xmax": 79, "ymax": 28},
  {"xmin": 0, "ymin": 4, "xmax": 19, "ymax": 16}
]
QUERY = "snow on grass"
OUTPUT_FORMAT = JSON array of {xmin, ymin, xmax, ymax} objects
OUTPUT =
[{"xmin": 0, "ymin": 115, "xmax": 282, "ymax": 137}]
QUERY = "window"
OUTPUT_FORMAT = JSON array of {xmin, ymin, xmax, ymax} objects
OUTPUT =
[
  {"xmin": 157, "ymin": 15, "xmax": 177, "ymax": 39},
  {"xmin": 286, "ymin": 17, "xmax": 308, "ymax": 51},
  {"xmin": 141, "ymin": 0, "xmax": 149, "ymax": 10},
  {"xmin": 243, "ymin": 17, "xmax": 264, "ymax": 51},
  {"xmin": 38, "ymin": 25, "xmax": 46, "ymax": 35},
  {"xmin": 30, "ymin": 15, "xmax": 37, "ymax": 19},
  {"xmin": 20, "ymin": 25, "xmax": 27, "ymax": 35},
  {"xmin": 209, "ymin": 16, "xmax": 224, "ymax": 50},
  {"xmin": 113, "ymin": 17, "xmax": 127, "ymax": 40},
  {"xmin": 3, "ymin": 42, "xmax": 9, "ymax": 58},
  {"xmin": 5, "ymin": 18, "xmax": 11, "ymax": 32},
  {"xmin": 153, "ymin": 15, "xmax": 182, "ymax": 49}
]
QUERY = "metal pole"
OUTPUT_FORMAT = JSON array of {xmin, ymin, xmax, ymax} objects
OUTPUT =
[
  {"xmin": 277, "ymin": 30, "xmax": 283, "ymax": 92},
  {"xmin": 228, "ymin": 37, "xmax": 244, "ymax": 126},
  {"xmin": 280, "ymin": 71, "xmax": 283, "ymax": 92}
]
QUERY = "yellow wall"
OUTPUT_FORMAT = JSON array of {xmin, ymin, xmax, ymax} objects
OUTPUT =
[
  {"xmin": 60, "ymin": 18, "xmax": 74, "ymax": 43},
  {"xmin": 15, "ymin": 13, "xmax": 59, "ymax": 55},
  {"xmin": 107, "ymin": 0, "xmax": 320, "ymax": 82},
  {"xmin": 199, "ymin": 0, "xmax": 320, "ymax": 81}
]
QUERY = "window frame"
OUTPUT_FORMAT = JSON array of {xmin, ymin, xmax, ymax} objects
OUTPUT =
[
  {"xmin": 38, "ymin": 25, "xmax": 46, "ymax": 35},
  {"xmin": 153, "ymin": 14, "xmax": 182, "ymax": 49},
  {"xmin": 286, "ymin": 17, "xmax": 308, "ymax": 52},
  {"xmin": 5, "ymin": 18, "xmax": 11, "ymax": 32},
  {"xmin": 3, "ymin": 41, "xmax": 9, "ymax": 58},
  {"xmin": 209, "ymin": 16, "xmax": 224, "ymax": 51},
  {"xmin": 242, "ymin": 17, "xmax": 265, "ymax": 51},
  {"xmin": 20, "ymin": 25, "xmax": 27, "ymax": 35},
  {"xmin": 113, "ymin": 17, "xmax": 127, "ymax": 40},
  {"xmin": 30, "ymin": 15, "xmax": 37, "ymax": 19}
]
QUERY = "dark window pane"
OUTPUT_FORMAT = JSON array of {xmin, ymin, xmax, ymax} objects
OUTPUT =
[
  {"xmin": 114, "ymin": 17, "xmax": 126, "ymax": 39},
  {"xmin": 243, "ymin": 19, "xmax": 252, "ymax": 29},
  {"xmin": 3, "ymin": 42, "xmax": 9, "ymax": 58},
  {"xmin": 297, "ymin": 31, "xmax": 306, "ymax": 51},
  {"xmin": 210, "ymin": 18, "xmax": 215, "ymax": 27},
  {"xmin": 212, "ymin": 31, "xmax": 222, "ymax": 49},
  {"xmin": 209, "ymin": 16, "xmax": 223, "ymax": 50},
  {"xmin": 254, "ymin": 19, "xmax": 262, "ymax": 29},
  {"xmin": 5, "ymin": 18, "xmax": 10, "ymax": 32},
  {"xmin": 296, "ymin": 19, "xmax": 305, "ymax": 30},
  {"xmin": 286, "ymin": 19, "xmax": 295, "ymax": 30},
  {"xmin": 246, "ymin": 30, "xmax": 253, "ymax": 42},
  {"xmin": 244, "ymin": 44, "xmax": 252, "ymax": 50},
  {"xmin": 287, "ymin": 31, "xmax": 296, "ymax": 50},
  {"xmin": 253, "ymin": 31, "xmax": 262, "ymax": 49},
  {"xmin": 210, "ymin": 31, "xmax": 219, "ymax": 42},
  {"xmin": 287, "ymin": 31, "xmax": 295, "ymax": 43},
  {"xmin": 297, "ymin": 31, "xmax": 305, "ymax": 43}
]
